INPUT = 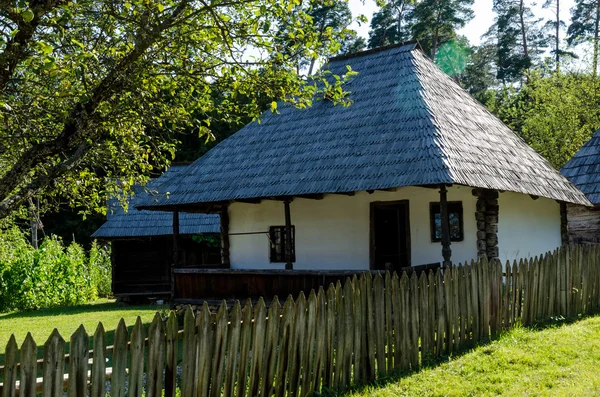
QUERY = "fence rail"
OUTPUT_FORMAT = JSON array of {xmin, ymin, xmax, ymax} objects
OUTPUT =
[{"xmin": 2, "ymin": 244, "xmax": 600, "ymax": 396}]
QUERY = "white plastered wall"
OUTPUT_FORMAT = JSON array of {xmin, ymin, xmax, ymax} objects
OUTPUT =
[
  {"xmin": 228, "ymin": 185, "xmax": 479, "ymax": 270},
  {"xmin": 497, "ymin": 192, "xmax": 562, "ymax": 265}
]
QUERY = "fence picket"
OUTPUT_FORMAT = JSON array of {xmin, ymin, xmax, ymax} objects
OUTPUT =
[
  {"xmin": 181, "ymin": 307, "xmax": 197, "ymax": 397},
  {"xmin": 470, "ymin": 260, "xmax": 480, "ymax": 342},
  {"xmin": 444, "ymin": 268, "xmax": 453, "ymax": 354},
  {"xmin": 373, "ymin": 273, "xmax": 386, "ymax": 376},
  {"xmin": 223, "ymin": 301, "xmax": 242, "ymax": 397},
  {"xmin": 165, "ymin": 312, "xmax": 178, "ymax": 397},
  {"xmin": 465, "ymin": 265, "xmax": 473, "ymax": 342},
  {"xmin": 385, "ymin": 272, "xmax": 393, "ymax": 372},
  {"xmin": 302, "ymin": 291, "xmax": 318, "ymax": 395},
  {"xmin": 459, "ymin": 265, "xmax": 468, "ymax": 345},
  {"xmin": 210, "ymin": 301, "xmax": 230, "ymax": 397},
  {"xmin": 352, "ymin": 279, "xmax": 363, "ymax": 384},
  {"xmin": 452, "ymin": 266, "xmax": 460, "ymax": 351},
  {"xmin": 129, "ymin": 317, "xmax": 145, "ymax": 397},
  {"xmin": 262, "ymin": 297, "xmax": 281, "ymax": 396},
  {"xmin": 325, "ymin": 285, "xmax": 337, "ymax": 388},
  {"xmin": 392, "ymin": 272, "xmax": 402, "ymax": 368},
  {"xmin": 2, "ymin": 335, "xmax": 17, "ymax": 397},
  {"xmin": 42, "ymin": 329, "xmax": 65, "ymax": 397},
  {"xmin": 147, "ymin": 313, "xmax": 165, "ymax": 397},
  {"xmin": 20, "ymin": 333, "xmax": 37, "ymax": 397},
  {"xmin": 197, "ymin": 303, "xmax": 215, "ymax": 397},
  {"xmin": 248, "ymin": 298, "xmax": 267, "ymax": 397},
  {"xmin": 409, "ymin": 272, "xmax": 419, "ymax": 369},
  {"xmin": 110, "ymin": 320, "xmax": 127, "ymax": 397},
  {"xmin": 67, "ymin": 326, "xmax": 89, "ymax": 397},
  {"xmin": 365, "ymin": 274, "xmax": 376, "ymax": 379},
  {"xmin": 290, "ymin": 292, "xmax": 306, "ymax": 395},
  {"xmin": 399, "ymin": 272, "xmax": 410, "ymax": 370},
  {"xmin": 435, "ymin": 268, "xmax": 446, "ymax": 357},
  {"xmin": 275, "ymin": 296, "xmax": 294, "ymax": 396},
  {"xmin": 419, "ymin": 272, "xmax": 430, "ymax": 359},
  {"xmin": 314, "ymin": 289, "xmax": 327, "ymax": 391},
  {"xmin": 359, "ymin": 275, "xmax": 369, "ymax": 381}
]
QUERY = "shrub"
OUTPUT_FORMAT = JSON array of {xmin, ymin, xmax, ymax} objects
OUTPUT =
[{"xmin": 0, "ymin": 229, "xmax": 113, "ymax": 312}]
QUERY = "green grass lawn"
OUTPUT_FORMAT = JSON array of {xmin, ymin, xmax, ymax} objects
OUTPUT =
[
  {"xmin": 0, "ymin": 299, "xmax": 161, "ymax": 367},
  {"xmin": 346, "ymin": 316, "xmax": 600, "ymax": 397}
]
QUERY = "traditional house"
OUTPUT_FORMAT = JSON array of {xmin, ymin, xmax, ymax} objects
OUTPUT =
[
  {"xmin": 92, "ymin": 166, "xmax": 221, "ymax": 300},
  {"xmin": 136, "ymin": 43, "xmax": 589, "ymax": 301},
  {"xmin": 561, "ymin": 130, "xmax": 600, "ymax": 244}
]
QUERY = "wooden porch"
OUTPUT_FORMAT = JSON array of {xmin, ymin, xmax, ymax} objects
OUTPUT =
[{"xmin": 171, "ymin": 263, "xmax": 441, "ymax": 303}]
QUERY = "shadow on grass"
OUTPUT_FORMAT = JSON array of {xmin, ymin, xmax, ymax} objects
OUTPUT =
[
  {"xmin": 319, "ymin": 313, "xmax": 592, "ymax": 397},
  {"xmin": 0, "ymin": 301, "xmax": 148, "ymax": 322},
  {"xmin": 0, "ymin": 301, "xmax": 158, "ymax": 373}
]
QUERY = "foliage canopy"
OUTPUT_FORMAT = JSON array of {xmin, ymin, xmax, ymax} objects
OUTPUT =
[{"xmin": 0, "ymin": 0, "xmax": 355, "ymax": 219}]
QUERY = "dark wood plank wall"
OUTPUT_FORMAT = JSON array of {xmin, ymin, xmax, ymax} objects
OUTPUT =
[
  {"xmin": 567, "ymin": 204, "xmax": 600, "ymax": 244},
  {"xmin": 112, "ymin": 235, "xmax": 221, "ymax": 297}
]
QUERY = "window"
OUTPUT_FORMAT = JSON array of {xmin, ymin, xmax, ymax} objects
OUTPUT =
[
  {"xmin": 430, "ymin": 202, "xmax": 464, "ymax": 242},
  {"xmin": 269, "ymin": 226, "xmax": 296, "ymax": 263}
]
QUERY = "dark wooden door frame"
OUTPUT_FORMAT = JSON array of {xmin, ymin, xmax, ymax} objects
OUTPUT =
[{"xmin": 369, "ymin": 200, "xmax": 411, "ymax": 270}]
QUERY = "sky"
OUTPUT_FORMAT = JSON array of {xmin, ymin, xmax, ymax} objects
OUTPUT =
[{"xmin": 348, "ymin": 0, "xmax": 576, "ymax": 46}]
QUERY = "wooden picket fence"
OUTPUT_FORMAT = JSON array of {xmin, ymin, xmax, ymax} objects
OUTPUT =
[{"xmin": 2, "ymin": 244, "xmax": 600, "ymax": 397}]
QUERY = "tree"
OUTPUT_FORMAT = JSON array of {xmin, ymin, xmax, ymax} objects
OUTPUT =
[
  {"xmin": 0, "ymin": 0, "xmax": 356, "ymax": 220},
  {"xmin": 367, "ymin": 0, "xmax": 415, "ymax": 49},
  {"xmin": 275, "ymin": 0, "xmax": 359, "ymax": 74},
  {"xmin": 567, "ymin": 0, "xmax": 600, "ymax": 75},
  {"xmin": 543, "ymin": 0, "xmax": 576, "ymax": 73},
  {"xmin": 486, "ymin": 0, "xmax": 548, "ymax": 83},
  {"xmin": 489, "ymin": 72, "xmax": 600, "ymax": 168},
  {"xmin": 409, "ymin": 0, "xmax": 474, "ymax": 59}
]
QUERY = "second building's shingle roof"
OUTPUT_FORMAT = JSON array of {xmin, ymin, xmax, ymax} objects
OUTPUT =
[
  {"xmin": 92, "ymin": 166, "xmax": 220, "ymax": 239},
  {"xmin": 561, "ymin": 130, "xmax": 600, "ymax": 205},
  {"xmin": 136, "ymin": 44, "xmax": 590, "ymax": 209}
]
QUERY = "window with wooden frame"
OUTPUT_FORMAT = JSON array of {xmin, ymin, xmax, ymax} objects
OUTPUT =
[
  {"xmin": 269, "ymin": 226, "xmax": 296, "ymax": 263},
  {"xmin": 430, "ymin": 202, "xmax": 464, "ymax": 242}
]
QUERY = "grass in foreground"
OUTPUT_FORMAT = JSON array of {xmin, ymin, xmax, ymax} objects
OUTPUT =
[
  {"xmin": 347, "ymin": 316, "xmax": 600, "ymax": 397},
  {"xmin": 0, "ymin": 299, "xmax": 160, "ymax": 367}
]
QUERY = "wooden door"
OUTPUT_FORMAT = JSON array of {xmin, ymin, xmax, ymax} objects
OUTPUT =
[{"xmin": 371, "ymin": 201, "xmax": 411, "ymax": 271}]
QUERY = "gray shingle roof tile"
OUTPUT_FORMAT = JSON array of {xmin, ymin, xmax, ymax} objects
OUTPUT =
[
  {"xmin": 561, "ymin": 130, "xmax": 600, "ymax": 205},
  {"xmin": 136, "ymin": 44, "xmax": 589, "ymax": 209}
]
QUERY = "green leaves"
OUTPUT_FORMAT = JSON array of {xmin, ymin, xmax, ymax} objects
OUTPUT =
[{"xmin": 0, "ymin": 0, "xmax": 354, "ymax": 219}]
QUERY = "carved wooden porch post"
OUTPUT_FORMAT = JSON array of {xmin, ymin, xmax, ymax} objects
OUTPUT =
[
  {"xmin": 284, "ymin": 198, "xmax": 293, "ymax": 270},
  {"xmin": 439, "ymin": 184, "xmax": 452, "ymax": 267},
  {"xmin": 560, "ymin": 201, "xmax": 569, "ymax": 246},
  {"xmin": 220, "ymin": 205, "xmax": 231, "ymax": 268},
  {"xmin": 171, "ymin": 209, "xmax": 180, "ymax": 301}
]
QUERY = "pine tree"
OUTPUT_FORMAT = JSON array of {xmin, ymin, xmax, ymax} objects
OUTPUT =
[
  {"xmin": 543, "ymin": 0, "xmax": 575, "ymax": 73},
  {"xmin": 409, "ymin": 0, "xmax": 474, "ymax": 59},
  {"xmin": 486, "ymin": 0, "xmax": 548, "ymax": 83},
  {"xmin": 276, "ymin": 0, "xmax": 356, "ymax": 74},
  {"xmin": 367, "ymin": 0, "xmax": 415, "ymax": 48},
  {"xmin": 567, "ymin": 0, "xmax": 600, "ymax": 75}
]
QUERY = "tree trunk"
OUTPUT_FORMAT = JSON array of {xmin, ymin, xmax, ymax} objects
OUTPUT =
[
  {"xmin": 594, "ymin": 0, "xmax": 600, "ymax": 76},
  {"xmin": 556, "ymin": 0, "xmax": 560, "ymax": 73},
  {"xmin": 519, "ymin": 0, "xmax": 529, "ymax": 59}
]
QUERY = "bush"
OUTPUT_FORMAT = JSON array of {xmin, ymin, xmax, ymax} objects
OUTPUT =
[{"xmin": 0, "ymin": 228, "xmax": 113, "ymax": 312}]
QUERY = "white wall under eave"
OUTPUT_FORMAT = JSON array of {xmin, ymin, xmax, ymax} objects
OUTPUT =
[
  {"xmin": 228, "ymin": 185, "xmax": 479, "ymax": 270},
  {"xmin": 497, "ymin": 192, "xmax": 562, "ymax": 265}
]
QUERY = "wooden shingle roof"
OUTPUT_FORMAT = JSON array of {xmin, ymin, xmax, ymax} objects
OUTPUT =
[
  {"xmin": 92, "ymin": 166, "xmax": 220, "ymax": 238},
  {"xmin": 137, "ymin": 44, "xmax": 589, "ymax": 209},
  {"xmin": 561, "ymin": 130, "xmax": 600, "ymax": 205}
]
